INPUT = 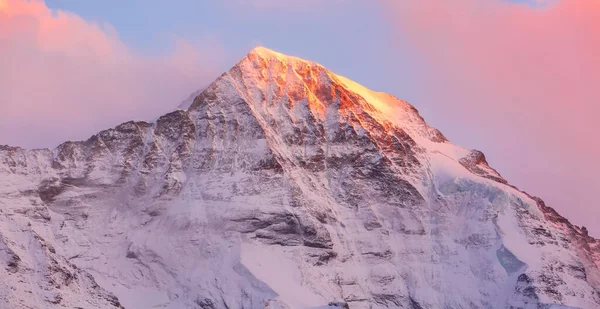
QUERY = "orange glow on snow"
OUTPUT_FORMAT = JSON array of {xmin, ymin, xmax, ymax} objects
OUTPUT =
[{"xmin": 246, "ymin": 47, "xmax": 411, "ymax": 139}]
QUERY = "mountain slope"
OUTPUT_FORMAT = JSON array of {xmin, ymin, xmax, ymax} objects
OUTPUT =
[{"xmin": 0, "ymin": 47, "xmax": 599, "ymax": 309}]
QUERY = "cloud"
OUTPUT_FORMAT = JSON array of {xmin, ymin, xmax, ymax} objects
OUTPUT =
[
  {"xmin": 0, "ymin": 0, "xmax": 226, "ymax": 148},
  {"xmin": 380, "ymin": 0, "xmax": 600, "ymax": 233}
]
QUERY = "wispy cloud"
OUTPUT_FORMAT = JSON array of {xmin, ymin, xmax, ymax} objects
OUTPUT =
[{"xmin": 0, "ymin": 0, "xmax": 226, "ymax": 148}]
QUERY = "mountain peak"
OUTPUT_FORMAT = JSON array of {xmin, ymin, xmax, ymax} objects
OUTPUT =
[
  {"xmin": 2, "ymin": 46, "xmax": 598, "ymax": 309},
  {"xmin": 244, "ymin": 46, "xmax": 326, "ymax": 73},
  {"xmin": 190, "ymin": 46, "xmax": 449, "ymax": 146},
  {"xmin": 248, "ymin": 46, "xmax": 282, "ymax": 57},
  {"xmin": 247, "ymin": 46, "xmax": 308, "ymax": 62}
]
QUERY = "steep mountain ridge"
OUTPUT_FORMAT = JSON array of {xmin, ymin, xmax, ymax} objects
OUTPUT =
[{"xmin": 0, "ymin": 47, "xmax": 599, "ymax": 309}]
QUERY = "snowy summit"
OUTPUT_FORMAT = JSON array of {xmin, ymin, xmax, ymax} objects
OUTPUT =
[{"xmin": 0, "ymin": 47, "xmax": 599, "ymax": 309}]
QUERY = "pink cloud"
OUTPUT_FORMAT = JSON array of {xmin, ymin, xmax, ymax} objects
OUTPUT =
[
  {"xmin": 0, "ymin": 0, "xmax": 226, "ymax": 148},
  {"xmin": 381, "ymin": 0, "xmax": 600, "ymax": 234}
]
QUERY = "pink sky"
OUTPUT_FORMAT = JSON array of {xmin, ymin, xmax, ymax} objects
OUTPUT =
[
  {"xmin": 0, "ymin": 0, "xmax": 225, "ymax": 148},
  {"xmin": 381, "ymin": 0, "xmax": 600, "ymax": 235}
]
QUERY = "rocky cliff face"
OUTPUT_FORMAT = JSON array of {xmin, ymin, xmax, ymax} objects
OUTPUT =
[{"xmin": 0, "ymin": 47, "xmax": 599, "ymax": 309}]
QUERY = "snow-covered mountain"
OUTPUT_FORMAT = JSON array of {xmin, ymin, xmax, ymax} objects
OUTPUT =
[{"xmin": 1, "ymin": 47, "xmax": 599, "ymax": 309}]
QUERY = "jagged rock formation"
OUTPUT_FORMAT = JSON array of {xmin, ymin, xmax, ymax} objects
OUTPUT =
[{"xmin": 0, "ymin": 47, "xmax": 599, "ymax": 309}]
